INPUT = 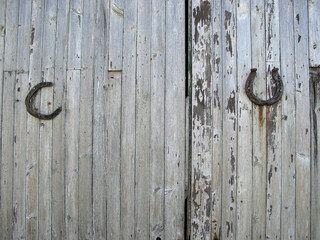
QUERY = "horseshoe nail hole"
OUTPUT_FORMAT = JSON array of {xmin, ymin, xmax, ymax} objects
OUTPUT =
[{"xmin": 156, "ymin": 238, "xmax": 161, "ymax": 240}]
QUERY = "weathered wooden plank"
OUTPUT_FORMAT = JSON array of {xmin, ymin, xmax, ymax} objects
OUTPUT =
[
  {"xmin": 165, "ymin": 1, "xmax": 185, "ymax": 239},
  {"xmin": 12, "ymin": 1, "xmax": 32, "ymax": 239},
  {"xmin": 38, "ymin": 1, "xmax": 57, "ymax": 238},
  {"xmin": 294, "ymin": 0, "xmax": 311, "ymax": 238},
  {"xmin": 211, "ymin": 0, "xmax": 222, "ymax": 238},
  {"xmin": 310, "ymin": 68, "xmax": 320, "ymax": 240},
  {"xmin": 38, "ymin": 69, "xmax": 53, "ymax": 240},
  {"xmin": 236, "ymin": 1, "xmax": 252, "ymax": 239},
  {"xmin": 120, "ymin": 0, "xmax": 137, "ymax": 238},
  {"xmin": 0, "ymin": 0, "xmax": 19, "ymax": 238},
  {"xmin": 65, "ymin": 70, "xmax": 81, "ymax": 239},
  {"xmin": 68, "ymin": 0, "xmax": 83, "ymax": 70},
  {"xmin": 150, "ymin": 0, "xmax": 165, "ymax": 239},
  {"xmin": 65, "ymin": 1, "xmax": 83, "ymax": 238},
  {"xmin": 279, "ymin": 1, "xmax": 296, "ymax": 239},
  {"xmin": 78, "ymin": 0, "xmax": 95, "ymax": 239},
  {"xmin": 106, "ymin": 71, "xmax": 121, "ymax": 240},
  {"xmin": 135, "ymin": 0, "xmax": 151, "ymax": 238},
  {"xmin": 265, "ymin": 0, "xmax": 282, "ymax": 239},
  {"xmin": 250, "ymin": 0, "xmax": 267, "ymax": 238},
  {"xmin": 221, "ymin": 0, "xmax": 237, "ymax": 238},
  {"xmin": 93, "ymin": 0, "xmax": 108, "ymax": 238},
  {"xmin": 309, "ymin": 0, "xmax": 320, "ymax": 67},
  {"xmin": 52, "ymin": 0, "xmax": 69, "ymax": 238},
  {"xmin": 26, "ymin": 0, "xmax": 44, "ymax": 238},
  {"xmin": 108, "ymin": 0, "xmax": 124, "ymax": 70},
  {"xmin": 191, "ymin": 0, "xmax": 212, "ymax": 239}
]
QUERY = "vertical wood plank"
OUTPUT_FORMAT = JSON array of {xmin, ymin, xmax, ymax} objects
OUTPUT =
[
  {"xmin": 236, "ymin": 1, "xmax": 252, "ymax": 239},
  {"xmin": 108, "ymin": 0, "xmax": 124, "ymax": 70},
  {"xmin": 150, "ymin": 0, "xmax": 165, "ymax": 239},
  {"xmin": 310, "ymin": 68, "xmax": 320, "ymax": 240},
  {"xmin": 221, "ymin": 0, "xmax": 237, "ymax": 238},
  {"xmin": 191, "ymin": 0, "xmax": 212, "ymax": 239},
  {"xmin": 0, "ymin": 0, "xmax": 19, "ymax": 238},
  {"xmin": 52, "ymin": 1, "xmax": 69, "ymax": 238},
  {"xmin": 165, "ymin": 1, "xmax": 185, "ymax": 239},
  {"xmin": 106, "ymin": 72, "xmax": 121, "ymax": 240},
  {"xmin": 211, "ymin": 0, "xmax": 223, "ymax": 238},
  {"xmin": 250, "ymin": 0, "xmax": 267, "ymax": 238},
  {"xmin": 308, "ymin": 0, "xmax": 320, "ymax": 67},
  {"xmin": 0, "ymin": 0, "xmax": 5, "ymax": 158},
  {"xmin": 26, "ymin": 0, "xmax": 44, "ymax": 238},
  {"xmin": 12, "ymin": 1, "xmax": 32, "ymax": 239},
  {"xmin": 120, "ymin": 0, "xmax": 137, "ymax": 238},
  {"xmin": 280, "ymin": 1, "xmax": 296, "ymax": 239},
  {"xmin": 265, "ymin": 0, "xmax": 282, "ymax": 239},
  {"xmin": 65, "ymin": 70, "xmax": 81, "ymax": 239},
  {"xmin": 38, "ymin": 1, "xmax": 57, "ymax": 238},
  {"xmin": 294, "ymin": 0, "xmax": 311, "ymax": 238},
  {"xmin": 92, "ymin": 0, "xmax": 108, "ymax": 238},
  {"xmin": 135, "ymin": 0, "xmax": 151, "ymax": 238},
  {"xmin": 78, "ymin": 0, "xmax": 95, "ymax": 239}
]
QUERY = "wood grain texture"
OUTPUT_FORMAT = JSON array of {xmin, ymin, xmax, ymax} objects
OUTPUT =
[
  {"xmin": 236, "ymin": 1, "xmax": 252, "ymax": 239},
  {"xmin": 150, "ymin": 0, "xmax": 165, "ymax": 239},
  {"xmin": 221, "ymin": 1, "xmax": 237, "ymax": 239},
  {"xmin": 12, "ymin": 1, "xmax": 32, "ymax": 239},
  {"xmin": 294, "ymin": 0, "xmax": 311, "ymax": 238},
  {"xmin": 280, "ymin": 1, "xmax": 296, "ymax": 239},
  {"xmin": 78, "ymin": 0, "xmax": 95, "ymax": 239},
  {"xmin": 1, "ymin": 0, "xmax": 19, "ymax": 239},
  {"xmin": 135, "ymin": 0, "xmax": 151, "ymax": 238},
  {"xmin": 120, "ymin": 0, "xmax": 137, "ymax": 239},
  {"xmin": 191, "ymin": 0, "xmax": 212, "ymax": 239},
  {"xmin": 165, "ymin": 1, "xmax": 185, "ymax": 239},
  {"xmin": 309, "ymin": 0, "xmax": 320, "ymax": 67},
  {"xmin": 52, "ymin": 0, "xmax": 69, "ymax": 239}
]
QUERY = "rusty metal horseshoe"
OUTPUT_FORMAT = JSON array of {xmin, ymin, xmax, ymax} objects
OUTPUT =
[
  {"xmin": 25, "ymin": 82, "xmax": 62, "ymax": 120},
  {"xmin": 245, "ymin": 68, "xmax": 283, "ymax": 106}
]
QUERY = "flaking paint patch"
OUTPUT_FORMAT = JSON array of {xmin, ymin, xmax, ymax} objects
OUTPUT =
[{"xmin": 193, "ymin": 1, "xmax": 211, "ymax": 44}]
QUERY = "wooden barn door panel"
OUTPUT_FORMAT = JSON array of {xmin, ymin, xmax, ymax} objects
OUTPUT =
[
  {"xmin": 191, "ymin": 0, "xmax": 313, "ymax": 239},
  {"xmin": 0, "ymin": 1, "xmax": 186, "ymax": 239}
]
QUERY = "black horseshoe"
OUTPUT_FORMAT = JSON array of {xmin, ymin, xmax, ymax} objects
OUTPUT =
[
  {"xmin": 245, "ymin": 68, "xmax": 283, "ymax": 106},
  {"xmin": 25, "ymin": 82, "xmax": 62, "ymax": 120}
]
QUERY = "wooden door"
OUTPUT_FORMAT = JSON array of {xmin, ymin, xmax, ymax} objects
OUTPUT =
[
  {"xmin": 0, "ymin": 0, "xmax": 186, "ymax": 239},
  {"xmin": 190, "ymin": 0, "xmax": 319, "ymax": 239}
]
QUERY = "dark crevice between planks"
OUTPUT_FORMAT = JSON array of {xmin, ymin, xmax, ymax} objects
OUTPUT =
[{"xmin": 185, "ymin": 0, "xmax": 192, "ymax": 239}]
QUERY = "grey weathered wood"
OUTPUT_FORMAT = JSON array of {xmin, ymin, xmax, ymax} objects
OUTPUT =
[
  {"xmin": 221, "ymin": 1, "xmax": 237, "ymax": 239},
  {"xmin": 26, "ymin": 0, "xmax": 45, "ymax": 238},
  {"xmin": 135, "ymin": 0, "xmax": 151, "ymax": 238},
  {"xmin": 120, "ymin": 0, "xmax": 137, "ymax": 238},
  {"xmin": 52, "ymin": 0, "xmax": 69, "ymax": 238},
  {"xmin": 106, "ymin": 71, "xmax": 121, "ymax": 240},
  {"xmin": 250, "ymin": 0, "xmax": 267, "ymax": 239},
  {"xmin": 294, "ymin": 0, "xmax": 311, "ymax": 238},
  {"xmin": 311, "ymin": 68, "xmax": 320, "ymax": 240},
  {"xmin": 65, "ymin": 1, "xmax": 83, "ymax": 239},
  {"xmin": 191, "ymin": 0, "xmax": 212, "ymax": 239},
  {"xmin": 12, "ymin": 1, "xmax": 32, "ymax": 239},
  {"xmin": 38, "ymin": 1, "xmax": 57, "ymax": 238},
  {"xmin": 236, "ymin": 1, "xmax": 252, "ymax": 239},
  {"xmin": 280, "ymin": 1, "xmax": 296, "ymax": 239},
  {"xmin": 92, "ymin": 0, "xmax": 108, "ymax": 238},
  {"xmin": 165, "ymin": 1, "xmax": 185, "ymax": 239},
  {"xmin": 211, "ymin": 0, "xmax": 223, "ymax": 239},
  {"xmin": 108, "ymin": 0, "xmax": 124, "ymax": 70},
  {"xmin": 78, "ymin": 0, "xmax": 95, "ymax": 239},
  {"xmin": 309, "ymin": 0, "xmax": 320, "ymax": 67},
  {"xmin": 265, "ymin": 1, "xmax": 282, "ymax": 239},
  {"xmin": 0, "ymin": 0, "xmax": 19, "ymax": 238},
  {"xmin": 150, "ymin": 0, "xmax": 165, "ymax": 239}
]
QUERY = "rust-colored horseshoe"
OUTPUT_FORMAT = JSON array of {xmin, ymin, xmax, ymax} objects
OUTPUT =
[
  {"xmin": 25, "ymin": 82, "xmax": 62, "ymax": 120},
  {"xmin": 245, "ymin": 68, "xmax": 283, "ymax": 106}
]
